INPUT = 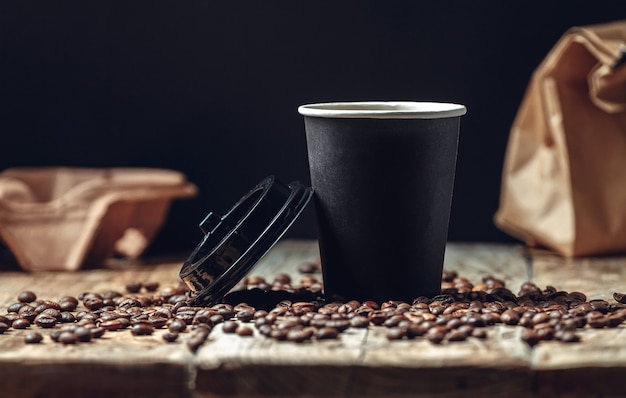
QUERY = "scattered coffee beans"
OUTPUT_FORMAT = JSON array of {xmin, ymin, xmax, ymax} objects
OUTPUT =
[{"xmin": 1, "ymin": 272, "xmax": 625, "ymax": 352}]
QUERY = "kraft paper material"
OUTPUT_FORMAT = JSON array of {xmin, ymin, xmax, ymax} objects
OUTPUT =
[{"xmin": 495, "ymin": 20, "xmax": 626, "ymax": 257}]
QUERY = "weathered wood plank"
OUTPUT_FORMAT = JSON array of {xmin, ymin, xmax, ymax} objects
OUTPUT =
[
  {"xmin": 1, "ymin": 240, "xmax": 625, "ymax": 398},
  {"xmin": 194, "ymin": 241, "xmax": 535, "ymax": 398},
  {"xmin": 0, "ymin": 259, "xmax": 194, "ymax": 398},
  {"xmin": 531, "ymin": 252, "xmax": 626, "ymax": 398}
]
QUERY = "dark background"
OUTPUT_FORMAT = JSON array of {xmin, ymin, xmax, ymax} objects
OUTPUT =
[{"xmin": 1, "ymin": 1, "xmax": 624, "ymax": 257}]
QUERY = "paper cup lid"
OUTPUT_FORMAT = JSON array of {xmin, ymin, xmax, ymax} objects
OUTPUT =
[
  {"xmin": 298, "ymin": 101, "xmax": 467, "ymax": 119},
  {"xmin": 179, "ymin": 176, "xmax": 313, "ymax": 306}
]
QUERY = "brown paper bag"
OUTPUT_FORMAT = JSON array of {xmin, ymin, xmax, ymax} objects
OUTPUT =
[{"xmin": 494, "ymin": 20, "xmax": 626, "ymax": 257}]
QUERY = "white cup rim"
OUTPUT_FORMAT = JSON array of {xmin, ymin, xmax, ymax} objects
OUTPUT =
[{"xmin": 298, "ymin": 101, "xmax": 467, "ymax": 119}]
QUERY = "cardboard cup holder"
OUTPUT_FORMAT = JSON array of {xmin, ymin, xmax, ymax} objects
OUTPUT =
[{"xmin": 0, "ymin": 167, "xmax": 197, "ymax": 271}]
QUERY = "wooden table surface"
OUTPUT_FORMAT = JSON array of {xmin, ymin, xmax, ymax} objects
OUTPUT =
[{"xmin": 0, "ymin": 240, "xmax": 625, "ymax": 398}]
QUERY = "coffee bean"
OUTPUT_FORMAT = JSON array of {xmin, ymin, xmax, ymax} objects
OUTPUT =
[
  {"xmin": 273, "ymin": 273, "xmax": 292, "ymax": 285},
  {"xmin": 446, "ymin": 318, "xmax": 464, "ymax": 330},
  {"xmin": 613, "ymin": 292, "xmax": 626, "ymax": 304},
  {"xmin": 60, "ymin": 295, "xmax": 79, "ymax": 304},
  {"xmin": 236, "ymin": 325, "xmax": 254, "ymax": 337},
  {"xmin": 7, "ymin": 302, "xmax": 25, "ymax": 313},
  {"xmin": 18, "ymin": 291, "xmax": 37, "ymax": 303},
  {"xmin": 447, "ymin": 330, "xmax": 467, "ymax": 342},
  {"xmin": 162, "ymin": 332, "xmax": 179, "ymax": 343},
  {"xmin": 403, "ymin": 322, "xmax": 424, "ymax": 339},
  {"xmin": 286, "ymin": 328, "xmax": 310, "ymax": 343},
  {"xmin": 168, "ymin": 318, "xmax": 187, "ymax": 333},
  {"xmin": 383, "ymin": 315, "xmax": 405, "ymax": 328},
  {"xmin": 587, "ymin": 315, "xmax": 609, "ymax": 329},
  {"xmin": 222, "ymin": 320, "xmax": 238, "ymax": 334},
  {"xmin": 100, "ymin": 320, "xmax": 123, "ymax": 331},
  {"xmin": 118, "ymin": 298, "xmax": 143, "ymax": 309},
  {"xmin": 567, "ymin": 291, "xmax": 587, "ymax": 303},
  {"xmin": 118, "ymin": 318, "xmax": 131, "ymax": 329},
  {"xmin": 349, "ymin": 315, "xmax": 369, "ymax": 328},
  {"xmin": 144, "ymin": 281, "xmax": 160, "ymax": 292},
  {"xmin": 557, "ymin": 330, "xmax": 580, "ymax": 343},
  {"xmin": 3, "ymin": 314, "xmax": 17, "ymax": 325},
  {"xmin": 0, "ymin": 322, "xmax": 9, "ymax": 334},
  {"xmin": 441, "ymin": 270, "xmax": 458, "ymax": 282},
  {"xmin": 176, "ymin": 312, "xmax": 195, "ymax": 325},
  {"xmin": 35, "ymin": 300, "xmax": 60, "ymax": 313},
  {"xmin": 75, "ymin": 311, "xmax": 96, "ymax": 322},
  {"xmin": 298, "ymin": 276, "xmax": 318, "ymax": 288},
  {"xmin": 34, "ymin": 314, "xmax": 57, "ymax": 328},
  {"xmin": 297, "ymin": 262, "xmax": 320, "ymax": 274},
  {"xmin": 426, "ymin": 327, "xmax": 446, "ymax": 344},
  {"xmin": 471, "ymin": 329, "xmax": 487, "ymax": 339},
  {"xmin": 532, "ymin": 313, "xmax": 550, "ymax": 326},
  {"xmin": 125, "ymin": 282, "xmax": 143, "ymax": 293},
  {"xmin": 12, "ymin": 318, "xmax": 30, "ymax": 329},
  {"xmin": 316, "ymin": 327, "xmax": 339, "ymax": 340},
  {"xmin": 607, "ymin": 314, "xmax": 625, "ymax": 327},
  {"xmin": 90, "ymin": 327, "xmax": 106, "ymax": 339},
  {"xmin": 58, "ymin": 331, "xmax": 78, "ymax": 345},
  {"xmin": 368, "ymin": 311, "xmax": 387, "ymax": 326},
  {"xmin": 74, "ymin": 326, "xmax": 92, "ymax": 342},
  {"xmin": 534, "ymin": 326, "xmax": 554, "ymax": 341},
  {"xmin": 481, "ymin": 313, "xmax": 500, "ymax": 326},
  {"xmin": 247, "ymin": 275, "xmax": 266, "ymax": 286},
  {"xmin": 276, "ymin": 317, "xmax": 302, "ymax": 330},
  {"xmin": 589, "ymin": 299, "xmax": 609, "ymax": 313},
  {"xmin": 60, "ymin": 311, "xmax": 76, "ymax": 323},
  {"xmin": 48, "ymin": 330, "xmax": 62, "ymax": 342},
  {"xmin": 24, "ymin": 331, "xmax": 43, "ymax": 344},
  {"xmin": 131, "ymin": 322, "xmax": 154, "ymax": 336},
  {"xmin": 213, "ymin": 304, "xmax": 235, "ymax": 319},
  {"xmin": 386, "ymin": 327, "xmax": 405, "ymax": 340},
  {"xmin": 150, "ymin": 317, "xmax": 167, "ymax": 329},
  {"xmin": 255, "ymin": 324, "xmax": 271, "ymax": 336},
  {"xmin": 236, "ymin": 308, "xmax": 255, "ymax": 323},
  {"xmin": 83, "ymin": 297, "xmax": 104, "ymax": 311},
  {"xmin": 268, "ymin": 328, "xmax": 287, "ymax": 340},
  {"xmin": 325, "ymin": 319, "xmax": 350, "ymax": 332},
  {"xmin": 521, "ymin": 329, "xmax": 540, "ymax": 347},
  {"xmin": 518, "ymin": 315, "xmax": 535, "ymax": 328},
  {"xmin": 186, "ymin": 330, "xmax": 209, "ymax": 352}
]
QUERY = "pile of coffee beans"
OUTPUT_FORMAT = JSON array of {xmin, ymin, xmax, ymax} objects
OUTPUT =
[{"xmin": 1, "ymin": 268, "xmax": 625, "ymax": 351}]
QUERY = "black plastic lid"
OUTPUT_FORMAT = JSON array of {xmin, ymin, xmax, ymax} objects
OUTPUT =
[{"xmin": 179, "ymin": 176, "xmax": 313, "ymax": 306}]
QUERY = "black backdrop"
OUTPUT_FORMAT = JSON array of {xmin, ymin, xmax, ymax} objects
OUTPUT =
[{"xmin": 1, "ymin": 1, "xmax": 625, "ymax": 256}]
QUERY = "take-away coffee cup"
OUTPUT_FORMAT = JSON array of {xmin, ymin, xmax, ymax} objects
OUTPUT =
[{"xmin": 299, "ymin": 101, "xmax": 467, "ymax": 303}]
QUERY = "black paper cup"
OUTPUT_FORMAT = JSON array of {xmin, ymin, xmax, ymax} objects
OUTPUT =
[{"xmin": 298, "ymin": 101, "xmax": 467, "ymax": 303}]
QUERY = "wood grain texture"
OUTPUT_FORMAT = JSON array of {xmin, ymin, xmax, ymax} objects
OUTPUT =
[
  {"xmin": 0, "ymin": 240, "xmax": 624, "ymax": 398},
  {"xmin": 0, "ymin": 259, "xmax": 193, "ymax": 398},
  {"xmin": 194, "ymin": 242, "xmax": 534, "ymax": 398},
  {"xmin": 531, "ymin": 251, "xmax": 626, "ymax": 398}
]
